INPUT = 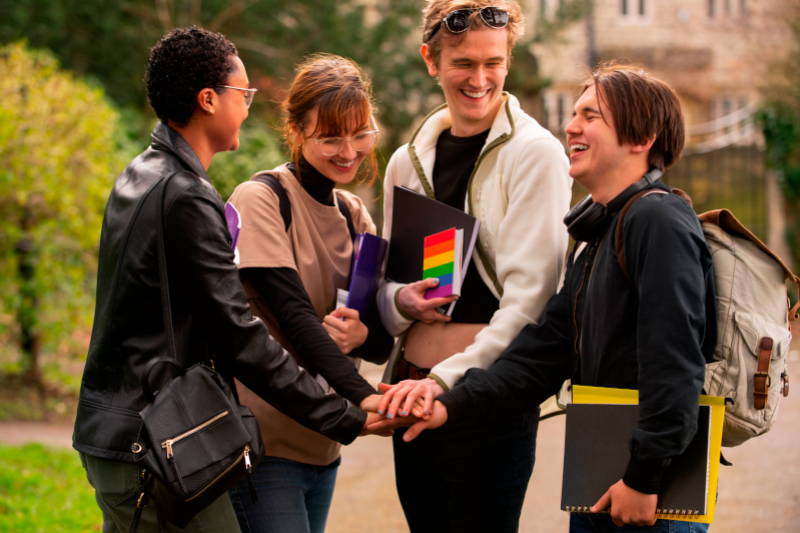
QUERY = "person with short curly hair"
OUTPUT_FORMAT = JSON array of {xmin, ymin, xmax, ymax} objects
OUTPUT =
[{"xmin": 74, "ymin": 27, "xmax": 386, "ymax": 533}]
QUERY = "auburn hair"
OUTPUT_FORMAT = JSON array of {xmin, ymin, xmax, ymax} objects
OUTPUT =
[
  {"xmin": 281, "ymin": 54, "xmax": 379, "ymax": 184},
  {"xmin": 421, "ymin": 0, "xmax": 525, "ymax": 66},
  {"xmin": 579, "ymin": 62, "xmax": 685, "ymax": 171}
]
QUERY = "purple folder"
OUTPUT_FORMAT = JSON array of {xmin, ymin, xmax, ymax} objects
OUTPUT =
[{"xmin": 346, "ymin": 233, "xmax": 389, "ymax": 318}]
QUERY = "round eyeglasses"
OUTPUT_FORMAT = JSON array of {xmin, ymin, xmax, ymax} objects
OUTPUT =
[
  {"xmin": 426, "ymin": 6, "xmax": 510, "ymax": 42},
  {"xmin": 307, "ymin": 117, "xmax": 380, "ymax": 157},
  {"xmin": 214, "ymin": 85, "xmax": 258, "ymax": 108}
]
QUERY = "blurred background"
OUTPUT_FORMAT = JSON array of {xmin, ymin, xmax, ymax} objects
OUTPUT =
[{"xmin": 1, "ymin": 0, "xmax": 799, "ymax": 531}]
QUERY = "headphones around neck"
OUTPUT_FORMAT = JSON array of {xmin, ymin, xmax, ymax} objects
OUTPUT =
[{"xmin": 564, "ymin": 168, "xmax": 664, "ymax": 242}]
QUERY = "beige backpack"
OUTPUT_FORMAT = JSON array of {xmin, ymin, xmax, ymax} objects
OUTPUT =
[{"xmin": 616, "ymin": 189, "xmax": 800, "ymax": 447}]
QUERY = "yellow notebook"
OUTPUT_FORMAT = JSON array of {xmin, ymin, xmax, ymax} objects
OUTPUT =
[{"xmin": 571, "ymin": 385, "xmax": 724, "ymax": 524}]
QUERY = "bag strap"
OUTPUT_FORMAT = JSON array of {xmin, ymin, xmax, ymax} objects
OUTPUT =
[
  {"xmin": 251, "ymin": 173, "xmax": 355, "ymax": 240},
  {"xmin": 155, "ymin": 172, "xmax": 180, "ymax": 360},
  {"xmin": 615, "ymin": 189, "xmax": 670, "ymax": 280},
  {"xmin": 754, "ymin": 337, "xmax": 774, "ymax": 410},
  {"xmin": 252, "ymin": 173, "xmax": 291, "ymax": 231}
]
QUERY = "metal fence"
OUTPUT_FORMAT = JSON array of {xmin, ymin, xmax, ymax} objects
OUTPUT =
[{"xmin": 663, "ymin": 145, "xmax": 767, "ymax": 240}]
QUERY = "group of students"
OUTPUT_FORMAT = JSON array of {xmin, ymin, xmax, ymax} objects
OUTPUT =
[{"xmin": 73, "ymin": 1, "xmax": 717, "ymax": 532}]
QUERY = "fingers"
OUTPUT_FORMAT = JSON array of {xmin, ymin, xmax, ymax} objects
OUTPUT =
[
  {"xmin": 332, "ymin": 307, "xmax": 360, "ymax": 321},
  {"xmin": 410, "ymin": 397, "xmax": 427, "ymax": 419},
  {"xmin": 377, "ymin": 382, "xmax": 403, "ymax": 415},
  {"xmin": 402, "ymin": 418, "xmax": 431, "ymax": 442},
  {"xmin": 322, "ymin": 314, "xmax": 348, "ymax": 333},
  {"xmin": 422, "ymin": 387, "xmax": 435, "ymax": 418},
  {"xmin": 591, "ymin": 488, "xmax": 611, "ymax": 515},
  {"xmin": 401, "ymin": 384, "xmax": 424, "ymax": 417},
  {"xmin": 386, "ymin": 383, "xmax": 413, "ymax": 418}
]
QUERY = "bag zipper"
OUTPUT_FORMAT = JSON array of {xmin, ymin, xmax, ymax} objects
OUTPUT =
[
  {"xmin": 161, "ymin": 410, "xmax": 229, "ymax": 459},
  {"xmin": 185, "ymin": 445, "xmax": 249, "ymax": 502}
]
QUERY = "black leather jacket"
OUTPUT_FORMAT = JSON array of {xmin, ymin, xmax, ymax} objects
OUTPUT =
[{"xmin": 73, "ymin": 123, "xmax": 366, "ymax": 462}]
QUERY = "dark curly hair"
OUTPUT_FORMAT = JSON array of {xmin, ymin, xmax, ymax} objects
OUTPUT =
[{"xmin": 146, "ymin": 26, "xmax": 238, "ymax": 125}]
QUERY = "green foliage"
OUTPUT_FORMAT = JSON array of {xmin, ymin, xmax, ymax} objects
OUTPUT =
[
  {"xmin": 757, "ymin": 103, "xmax": 800, "ymax": 200},
  {"xmin": 208, "ymin": 122, "xmax": 287, "ymax": 200},
  {"xmin": 0, "ymin": 42, "xmax": 121, "ymax": 376},
  {"xmin": 0, "ymin": 444, "xmax": 101, "ymax": 531},
  {"xmin": 0, "ymin": 0, "xmax": 439, "ymax": 150}
]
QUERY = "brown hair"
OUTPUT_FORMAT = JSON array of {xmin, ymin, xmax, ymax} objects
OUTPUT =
[
  {"xmin": 421, "ymin": 0, "xmax": 525, "ymax": 66},
  {"xmin": 579, "ymin": 62, "xmax": 685, "ymax": 171},
  {"xmin": 282, "ymin": 54, "xmax": 379, "ymax": 183}
]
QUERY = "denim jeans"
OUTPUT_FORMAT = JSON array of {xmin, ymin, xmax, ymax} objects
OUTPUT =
[
  {"xmin": 570, "ymin": 514, "xmax": 711, "ymax": 532},
  {"xmin": 228, "ymin": 455, "xmax": 340, "ymax": 533},
  {"xmin": 393, "ymin": 410, "xmax": 539, "ymax": 533},
  {"xmin": 79, "ymin": 452, "xmax": 240, "ymax": 533}
]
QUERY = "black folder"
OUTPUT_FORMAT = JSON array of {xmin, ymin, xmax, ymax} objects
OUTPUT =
[
  {"xmin": 561, "ymin": 404, "xmax": 711, "ymax": 516},
  {"xmin": 385, "ymin": 186, "xmax": 481, "ymax": 316}
]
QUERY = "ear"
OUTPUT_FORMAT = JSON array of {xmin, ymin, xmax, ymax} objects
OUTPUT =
[
  {"xmin": 420, "ymin": 44, "xmax": 439, "ymax": 77},
  {"xmin": 631, "ymin": 133, "xmax": 656, "ymax": 154},
  {"xmin": 196, "ymin": 88, "xmax": 217, "ymax": 115}
]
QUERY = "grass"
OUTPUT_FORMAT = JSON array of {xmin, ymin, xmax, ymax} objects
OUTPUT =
[{"xmin": 0, "ymin": 444, "xmax": 102, "ymax": 532}]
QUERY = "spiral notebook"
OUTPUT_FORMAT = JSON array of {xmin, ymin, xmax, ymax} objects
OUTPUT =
[{"xmin": 562, "ymin": 403, "xmax": 711, "ymax": 519}]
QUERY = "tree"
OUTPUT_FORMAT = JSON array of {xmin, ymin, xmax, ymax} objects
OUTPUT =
[
  {"xmin": 758, "ymin": 0, "xmax": 800, "ymax": 271},
  {"xmin": 0, "ymin": 42, "xmax": 122, "ymax": 385}
]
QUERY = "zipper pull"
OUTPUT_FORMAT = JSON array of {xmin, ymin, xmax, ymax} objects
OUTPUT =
[
  {"xmin": 244, "ymin": 445, "xmax": 252, "ymax": 473},
  {"xmin": 162, "ymin": 440, "xmax": 174, "ymax": 459}
]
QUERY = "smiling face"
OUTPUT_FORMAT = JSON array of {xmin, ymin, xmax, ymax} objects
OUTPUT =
[
  {"xmin": 205, "ymin": 55, "xmax": 250, "ymax": 152},
  {"xmin": 300, "ymin": 107, "xmax": 372, "ymax": 185},
  {"xmin": 565, "ymin": 85, "xmax": 635, "ymax": 194},
  {"xmin": 422, "ymin": 26, "xmax": 509, "ymax": 137}
]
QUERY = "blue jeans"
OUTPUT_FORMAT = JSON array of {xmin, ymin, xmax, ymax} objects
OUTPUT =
[
  {"xmin": 228, "ymin": 455, "xmax": 340, "ymax": 533},
  {"xmin": 570, "ymin": 514, "xmax": 710, "ymax": 532}
]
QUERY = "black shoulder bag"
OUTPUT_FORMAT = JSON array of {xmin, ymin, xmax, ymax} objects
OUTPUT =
[{"xmin": 129, "ymin": 174, "xmax": 264, "ymax": 532}]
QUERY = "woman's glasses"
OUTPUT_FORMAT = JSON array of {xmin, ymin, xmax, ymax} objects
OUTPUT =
[
  {"xmin": 214, "ymin": 85, "xmax": 258, "ymax": 108},
  {"xmin": 308, "ymin": 117, "xmax": 380, "ymax": 157},
  {"xmin": 426, "ymin": 6, "xmax": 510, "ymax": 42}
]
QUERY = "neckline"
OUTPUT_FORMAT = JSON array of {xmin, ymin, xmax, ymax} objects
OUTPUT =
[{"xmin": 287, "ymin": 155, "xmax": 336, "ymax": 206}]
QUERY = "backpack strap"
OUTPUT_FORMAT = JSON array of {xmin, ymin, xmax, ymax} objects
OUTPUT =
[
  {"xmin": 615, "ymin": 189, "xmax": 671, "ymax": 280},
  {"xmin": 252, "ymin": 173, "xmax": 291, "ymax": 232},
  {"xmin": 754, "ymin": 337, "xmax": 774, "ymax": 410},
  {"xmin": 335, "ymin": 191, "xmax": 356, "ymax": 241},
  {"xmin": 251, "ymin": 173, "xmax": 356, "ymax": 240}
]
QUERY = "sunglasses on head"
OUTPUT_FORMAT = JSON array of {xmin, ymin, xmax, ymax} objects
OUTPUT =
[{"xmin": 426, "ymin": 6, "xmax": 510, "ymax": 42}]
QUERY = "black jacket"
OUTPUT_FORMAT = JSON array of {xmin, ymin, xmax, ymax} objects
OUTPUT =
[
  {"xmin": 73, "ymin": 123, "xmax": 366, "ymax": 463},
  {"xmin": 439, "ymin": 181, "xmax": 716, "ymax": 494}
]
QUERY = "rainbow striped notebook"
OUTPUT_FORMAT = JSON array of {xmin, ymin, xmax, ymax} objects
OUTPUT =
[{"xmin": 423, "ymin": 227, "xmax": 463, "ymax": 300}]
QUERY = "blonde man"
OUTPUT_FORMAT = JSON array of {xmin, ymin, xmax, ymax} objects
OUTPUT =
[{"xmin": 375, "ymin": 1, "xmax": 572, "ymax": 530}]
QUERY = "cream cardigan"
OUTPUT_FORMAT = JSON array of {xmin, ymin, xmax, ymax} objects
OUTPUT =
[{"xmin": 378, "ymin": 93, "xmax": 573, "ymax": 390}]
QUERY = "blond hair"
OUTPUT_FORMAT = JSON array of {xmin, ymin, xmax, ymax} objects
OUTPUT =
[{"xmin": 421, "ymin": 0, "xmax": 525, "ymax": 65}]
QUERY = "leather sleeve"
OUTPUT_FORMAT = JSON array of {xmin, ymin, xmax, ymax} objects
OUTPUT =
[
  {"xmin": 438, "ymin": 268, "xmax": 573, "ymax": 424},
  {"xmin": 240, "ymin": 267, "xmax": 377, "ymax": 404},
  {"xmin": 162, "ymin": 176, "xmax": 366, "ymax": 445}
]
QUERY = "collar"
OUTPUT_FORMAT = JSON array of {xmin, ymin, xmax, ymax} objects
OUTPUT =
[
  {"xmin": 287, "ymin": 155, "xmax": 336, "ymax": 206},
  {"xmin": 150, "ymin": 122, "xmax": 211, "ymax": 183},
  {"xmin": 407, "ymin": 92, "xmax": 518, "ymax": 198}
]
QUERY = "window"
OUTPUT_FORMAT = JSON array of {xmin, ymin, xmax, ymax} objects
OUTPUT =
[
  {"xmin": 740, "ymin": 0, "xmax": 747, "ymax": 17},
  {"xmin": 619, "ymin": 0, "xmax": 649, "ymax": 24},
  {"xmin": 708, "ymin": 0, "xmax": 714, "ymax": 18},
  {"xmin": 724, "ymin": 0, "xmax": 731, "ymax": 16},
  {"xmin": 540, "ymin": 0, "xmax": 547, "ymax": 16}
]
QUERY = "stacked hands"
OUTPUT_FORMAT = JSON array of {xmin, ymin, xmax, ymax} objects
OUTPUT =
[{"xmin": 357, "ymin": 379, "xmax": 449, "ymax": 439}]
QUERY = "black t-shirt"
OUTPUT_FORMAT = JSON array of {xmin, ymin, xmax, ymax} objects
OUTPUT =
[{"xmin": 431, "ymin": 128, "xmax": 500, "ymax": 324}]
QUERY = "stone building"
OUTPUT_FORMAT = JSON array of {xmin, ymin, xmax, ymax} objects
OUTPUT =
[{"xmin": 528, "ymin": 0, "xmax": 782, "ymax": 150}]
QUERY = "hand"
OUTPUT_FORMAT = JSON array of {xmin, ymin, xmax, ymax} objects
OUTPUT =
[
  {"xmin": 359, "ymin": 394, "xmax": 383, "ymax": 413},
  {"xmin": 591, "ymin": 479, "xmax": 658, "ymax": 527},
  {"xmin": 359, "ymin": 411, "xmax": 394, "ymax": 437},
  {"xmin": 398, "ymin": 279, "xmax": 457, "ymax": 324},
  {"xmin": 402, "ymin": 400, "xmax": 448, "ymax": 442},
  {"xmin": 364, "ymin": 412, "xmax": 423, "ymax": 434},
  {"xmin": 377, "ymin": 379, "xmax": 443, "ymax": 420},
  {"xmin": 322, "ymin": 307, "xmax": 368, "ymax": 354}
]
